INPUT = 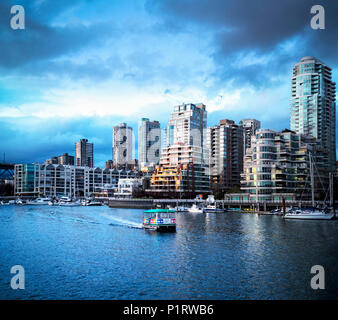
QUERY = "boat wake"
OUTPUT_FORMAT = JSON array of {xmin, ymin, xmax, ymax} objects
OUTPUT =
[{"xmin": 102, "ymin": 214, "xmax": 143, "ymax": 229}]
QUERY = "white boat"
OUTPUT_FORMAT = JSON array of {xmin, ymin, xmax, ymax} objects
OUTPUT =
[
  {"xmin": 283, "ymin": 154, "xmax": 335, "ymax": 220},
  {"xmin": 203, "ymin": 204, "xmax": 224, "ymax": 213},
  {"xmin": 59, "ymin": 196, "xmax": 72, "ymax": 202},
  {"xmin": 284, "ymin": 208, "xmax": 334, "ymax": 220},
  {"xmin": 16, "ymin": 198, "xmax": 24, "ymax": 205},
  {"xmin": 57, "ymin": 196, "xmax": 81, "ymax": 207},
  {"xmin": 187, "ymin": 204, "xmax": 203, "ymax": 213},
  {"xmin": 26, "ymin": 197, "xmax": 51, "ymax": 205},
  {"xmin": 81, "ymin": 199, "xmax": 102, "ymax": 206},
  {"xmin": 58, "ymin": 201, "xmax": 81, "ymax": 207},
  {"xmin": 174, "ymin": 206, "xmax": 187, "ymax": 212}
]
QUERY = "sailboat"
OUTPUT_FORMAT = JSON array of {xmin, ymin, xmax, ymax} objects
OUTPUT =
[{"xmin": 284, "ymin": 154, "xmax": 334, "ymax": 220}]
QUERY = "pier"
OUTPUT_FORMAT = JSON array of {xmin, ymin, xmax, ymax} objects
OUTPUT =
[{"xmin": 103, "ymin": 197, "xmax": 331, "ymax": 212}]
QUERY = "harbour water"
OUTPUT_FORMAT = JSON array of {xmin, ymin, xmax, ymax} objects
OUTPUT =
[{"xmin": 0, "ymin": 205, "xmax": 337, "ymax": 299}]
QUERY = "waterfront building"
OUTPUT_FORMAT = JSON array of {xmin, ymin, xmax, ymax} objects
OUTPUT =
[
  {"xmin": 290, "ymin": 56, "xmax": 336, "ymax": 172},
  {"xmin": 165, "ymin": 103, "xmax": 207, "ymax": 150},
  {"xmin": 148, "ymin": 143, "xmax": 210, "ymax": 198},
  {"xmin": 115, "ymin": 178, "xmax": 143, "ymax": 198},
  {"xmin": 112, "ymin": 123, "xmax": 133, "ymax": 169},
  {"xmin": 75, "ymin": 139, "xmax": 94, "ymax": 168},
  {"xmin": 138, "ymin": 118, "xmax": 161, "ymax": 167},
  {"xmin": 206, "ymin": 119, "xmax": 244, "ymax": 192},
  {"xmin": 14, "ymin": 164, "xmax": 139, "ymax": 198},
  {"xmin": 240, "ymin": 129, "xmax": 328, "ymax": 201},
  {"xmin": 239, "ymin": 119, "xmax": 261, "ymax": 154}
]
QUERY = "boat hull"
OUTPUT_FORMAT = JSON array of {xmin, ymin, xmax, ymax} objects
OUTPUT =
[
  {"xmin": 143, "ymin": 224, "xmax": 176, "ymax": 232},
  {"xmin": 203, "ymin": 208, "xmax": 225, "ymax": 213},
  {"xmin": 284, "ymin": 213, "xmax": 334, "ymax": 220}
]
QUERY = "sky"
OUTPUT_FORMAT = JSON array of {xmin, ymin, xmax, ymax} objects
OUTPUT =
[{"xmin": 0, "ymin": 0, "xmax": 337, "ymax": 167}]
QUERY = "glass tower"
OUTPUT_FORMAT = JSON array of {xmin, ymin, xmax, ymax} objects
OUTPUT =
[{"xmin": 290, "ymin": 56, "xmax": 336, "ymax": 172}]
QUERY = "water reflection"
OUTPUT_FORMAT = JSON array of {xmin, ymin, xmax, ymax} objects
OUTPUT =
[{"xmin": 0, "ymin": 205, "xmax": 337, "ymax": 299}]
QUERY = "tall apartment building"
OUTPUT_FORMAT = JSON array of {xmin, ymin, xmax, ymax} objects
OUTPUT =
[
  {"xmin": 112, "ymin": 123, "xmax": 133, "ymax": 169},
  {"xmin": 290, "ymin": 56, "xmax": 336, "ymax": 172},
  {"xmin": 165, "ymin": 103, "xmax": 207, "ymax": 150},
  {"xmin": 148, "ymin": 143, "xmax": 210, "ymax": 198},
  {"xmin": 239, "ymin": 119, "xmax": 261, "ymax": 154},
  {"xmin": 14, "ymin": 164, "xmax": 139, "ymax": 197},
  {"xmin": 138, "ymin": 118, "xmax": 161, "ymax": 167},
  {"xmin": 206, "ymin": 119, "xmax": 243, "ymax": 191},
  {"xmin": 58, "ymin": 153, "xmax": 74, "ymax": 165},
  {"xmin": 240, "ymin": 129, "xmax": 328, "ymax": 201},
  {"xmin": 75, "ymin": 139, "xmax": 94, "ymax": 168}
]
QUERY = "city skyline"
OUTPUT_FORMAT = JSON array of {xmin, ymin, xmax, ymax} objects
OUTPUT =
[{"xmin": 1, "ymin": 0, "xmax": 338, "ymax": 167}]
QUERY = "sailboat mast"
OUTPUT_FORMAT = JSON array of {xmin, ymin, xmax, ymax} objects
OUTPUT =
[{"xmin": 310, "ymin": 153, "xmax": 315, "ymax": 207}]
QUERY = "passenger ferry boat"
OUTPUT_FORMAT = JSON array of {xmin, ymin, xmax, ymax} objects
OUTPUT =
[{"xmin": 143, "ymin": 209, "xmax": 176, "ymax": 232}]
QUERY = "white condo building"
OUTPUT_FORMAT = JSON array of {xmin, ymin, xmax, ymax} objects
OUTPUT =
[
  {"xmin": 165, "ymin": 103, "xmax": 207, "ymax": 151},
  {"xmin": 138, "ymin": 118, "xmax": 161, "ymax": 167},
  {"xmin": 290, "ymin": 56, "xmax": 336, "ymax": 172},
  {"xmin": 112, "ymin": 123, "xmax": 133, "ymax": 168}
]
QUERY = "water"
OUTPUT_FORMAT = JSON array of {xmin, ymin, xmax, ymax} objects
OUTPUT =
[{"xmin": 0, "ymin": 205, "xmax": 337, "ymax": 300}]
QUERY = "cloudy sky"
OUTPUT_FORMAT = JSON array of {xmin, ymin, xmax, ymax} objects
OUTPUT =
[{"xmin": 0, "ymin": 0, "xmax": 337, "ymax": 167}]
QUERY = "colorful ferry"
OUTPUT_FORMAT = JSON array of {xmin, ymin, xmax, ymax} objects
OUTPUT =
[{"xmin": 143, "ymin": 209, "xmax": 176, "ymax": 232}]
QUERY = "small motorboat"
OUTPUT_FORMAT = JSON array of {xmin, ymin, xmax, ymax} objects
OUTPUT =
[
  {"xmin": 83, "ymin": 199, "xmax": 102, "ymax": 206},
  {"xmin": 16, "ymin": 198, "xmax": 24, "ymax": 205},
  {"xmin": 187, "ymin": 204, "xmax": 203, "ymax": 214},
  {"xmin": 26, "ymin": 197, "xmax": 51, "ymax": 205},
  {"xmin": 270, "ymin": 208, "xmax": 281, "ymax": 214},
  {"xmin": 203, "ymin": 204, "xmax": 224, "ymax": 213},
  {"xmin": 58, "ymin": 196, "xmax": 81, "ymax": 207},
  {"xmin": 143, "ymin": 209, "xmax": 176, "ymax": 232}
]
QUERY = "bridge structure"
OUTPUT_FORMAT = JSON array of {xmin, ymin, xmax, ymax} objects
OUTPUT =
[{"xmin": 0, "ymin": 163, "xmax": 15, "ymax": 181}]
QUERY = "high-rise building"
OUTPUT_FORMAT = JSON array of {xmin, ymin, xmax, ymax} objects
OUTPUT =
[
  {"xmin": 138, "ymin": 118, "xmax": 161, "ymax": 167},
  {"xmin": 148, "ymin": 143, "xmax": 210, "ymax": 198},
  {"xmin": 46, "ymin": 153, "xmax": 74, "ymax": 165},
  {"xmin": 58, "ymin": 153, "xmax": 74, "ymax": 165},
  {"xmin": 239, "ymin": 119, "xmax": 261, "ymax": 155},
  {"xmin": 112, "ymin": 123, "xmax": 133, "ymax": 169},
  {"xmin": 75, "ymin": 139, "xmax": 94, "ymax": 168},
  {"xmin": 290, "ymin": 56, "xmax": 336, "ymax": 172},
  {"xmin": 206, "ymin": 119, "xmax": 244, "ymax": 191},
  {"xmin": 240, "ymin": 129, "xmax": 328, "ymax": 201},
  {"xmin": 165, "ymin": 103, "xmax": 207, "ymax": 150}
]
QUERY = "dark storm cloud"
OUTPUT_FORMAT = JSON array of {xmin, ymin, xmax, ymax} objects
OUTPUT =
[
  {"xmin": 149, "ymin": 0, "xmax": 338, "ymax": 86},
  {"xmin": 0, "ymin": 0, "xmax": 115, "ymax": 71}
]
